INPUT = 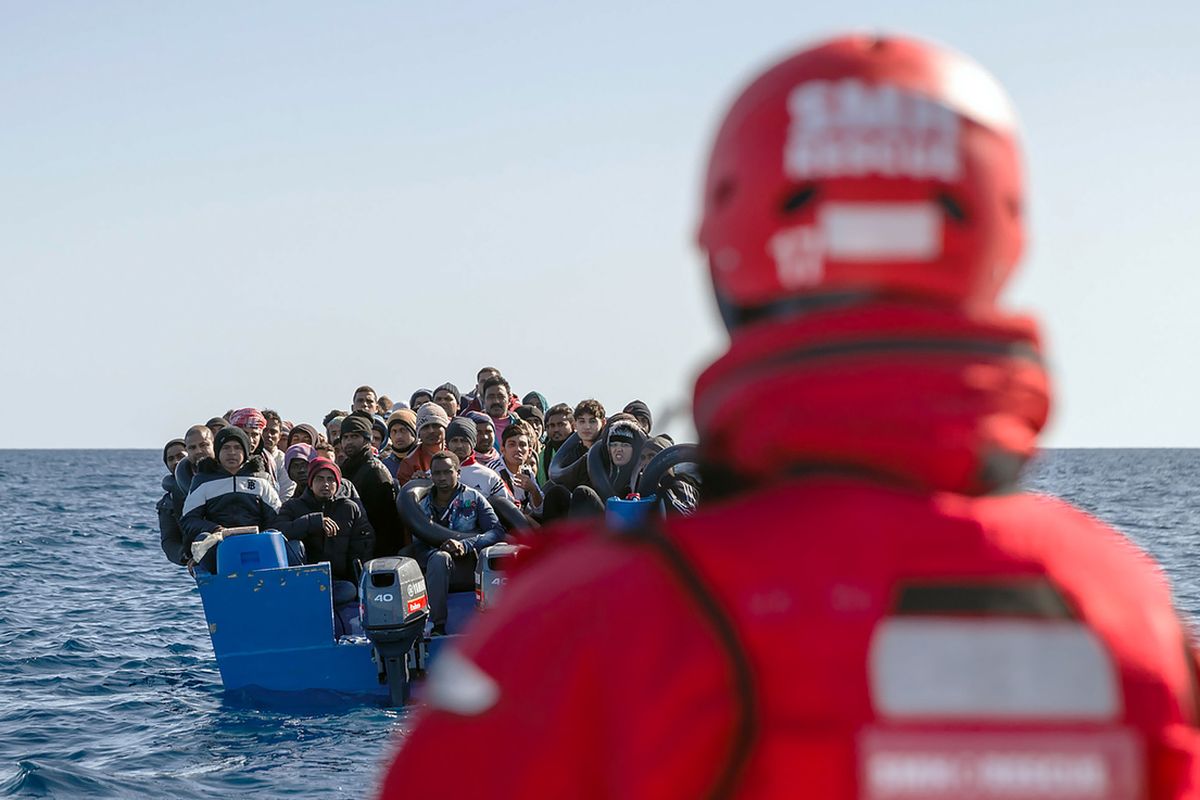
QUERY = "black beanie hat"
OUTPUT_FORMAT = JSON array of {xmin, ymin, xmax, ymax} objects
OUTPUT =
[
  {"xmin": 608, "ymin": 424, "xmax": 637, "ymax": 445},
  {"xmin": 340, "ymin": 412, "xmax": 372, "ymax": 438},
  {"xmin": 214, "ymin": 426, "xmax": 250, "ymax": 460},
  {"xmin": 446, "ymin": 417, "xmax": 479, "ymax": 448},
  {"xmin": 410, "ymin": 388, "xmax": 434, "ymax": 409},
  {"xmin": 435, "ymin": 382, "xmax": 461, "ymax": 403},
  {"xmin": 622, "ymin": 400, "xmax": 653, "ymax": 431},
  {"xmin": 515, "ymin": 404, "xmax": 545, "ymax": 425},
  {"xmin": 162, "ymin": 438, "xmax": 185, "ymax": 467}
]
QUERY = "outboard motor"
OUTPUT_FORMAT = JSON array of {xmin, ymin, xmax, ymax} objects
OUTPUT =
[
  {"xmin": 474, "ymin": 543, "xmax": 525, "ymax": 610},
  {"xmin": 360, "ymin": 556, "xmax": 428, "ymax": 705}
]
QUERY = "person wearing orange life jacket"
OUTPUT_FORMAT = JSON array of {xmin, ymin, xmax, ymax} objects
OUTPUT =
[{"xmin": 379, "ymin": 35, "xmax": 1200, "ymax": 799}]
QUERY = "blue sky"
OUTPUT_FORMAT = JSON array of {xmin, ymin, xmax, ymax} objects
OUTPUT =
[{"xmin": 2, "ymin": 2, "xmax": 1197, "ymax": 448}]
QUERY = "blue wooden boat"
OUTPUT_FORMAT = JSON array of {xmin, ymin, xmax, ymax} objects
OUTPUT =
[{"xmin": 194, "ymin": 530, "xmax": 477, "ymax": 704}]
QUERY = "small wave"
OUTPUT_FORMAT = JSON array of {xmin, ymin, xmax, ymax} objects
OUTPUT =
[{"xmin": 0, "ymin": 758, "xmax": 115, "ymax": 797}]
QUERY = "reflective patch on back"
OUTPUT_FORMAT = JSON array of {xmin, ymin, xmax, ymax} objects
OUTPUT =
[
  {"xmin": 859, "ymin": 729, "xmax": 1142, "ymax": 800},
  {"xmin": 869, "ymin": 618, "xmax": 1120, "ymax": 720},
  {"xmin": 425, "ymin": 648, "xmax": 500, "ymax": 716}
]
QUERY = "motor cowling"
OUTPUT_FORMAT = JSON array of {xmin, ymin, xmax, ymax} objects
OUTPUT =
[
  {"xmin": 474, "ymin": 543, "xmax": 525, "ymax": 610},
  {"xmin": 360, "ymin": 556, "xmax": 428, "ymax": 705}
]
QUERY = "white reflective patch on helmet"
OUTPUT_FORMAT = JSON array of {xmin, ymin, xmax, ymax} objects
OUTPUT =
[
  {"xmin": 424, "ymin": 647, "xmax": 500, "ymax": 716},
  {"xmin": 769, "ymin": 201, "xmax": 941, "ymax": 288},
  {"xmin": 822, "ymin": 202, "xmax": 941, "ymax": 261},
  {"xmin": 869, "ymin": 619, "xmax": 1120, "ymax": 720}
]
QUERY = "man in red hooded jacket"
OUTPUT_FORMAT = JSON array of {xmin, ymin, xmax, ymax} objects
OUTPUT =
[{"xmin": 379, "ymin": 35, "xmax": 1200, "ymax": 799}]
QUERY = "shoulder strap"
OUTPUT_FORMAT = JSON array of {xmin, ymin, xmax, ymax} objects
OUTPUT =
[{"xmin": 625, "ymin": 523, "xmax": 758, "ymax": 800}]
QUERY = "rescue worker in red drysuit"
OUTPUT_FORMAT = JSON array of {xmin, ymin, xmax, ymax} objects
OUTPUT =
[{"xmin": 380, "ymin": 35, "xmax": 1200, "ymax": 799}]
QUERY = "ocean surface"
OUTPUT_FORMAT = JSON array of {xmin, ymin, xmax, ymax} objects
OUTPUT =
[{"xmin": 1, "ymin": 448, "xmax": 1198, "ymax": 798}]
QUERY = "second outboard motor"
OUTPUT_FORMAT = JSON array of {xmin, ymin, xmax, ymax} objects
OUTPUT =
[
  {"xmin": 360, "ymin": 556, "xmax": 428, "ymax": 705},
  {"xmin": 474, "ymin": 543, "xmax": 525, "ymax": 610}
]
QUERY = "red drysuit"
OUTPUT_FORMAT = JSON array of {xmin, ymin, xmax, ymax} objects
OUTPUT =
[{"xmin": 379, "ymin": 307, "xmax": 1200, "ymax": 799}]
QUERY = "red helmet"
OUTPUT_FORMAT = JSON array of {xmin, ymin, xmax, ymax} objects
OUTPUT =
[{"xmin": 698, "ymin": 35, "xmax": 1024, "ymax": 329}]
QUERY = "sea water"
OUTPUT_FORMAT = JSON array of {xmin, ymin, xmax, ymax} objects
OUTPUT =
[{"xmin": 1, "ymin": 448, "xmax": 1198, "ymax": 798}]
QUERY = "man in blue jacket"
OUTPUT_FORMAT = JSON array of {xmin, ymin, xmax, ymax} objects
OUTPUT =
[
  {"xmin": 180, "ymin": 426, "xmax": 281, "ymax": 572},
  {"xmin": 415, "ymin": 450, "xmax": 505, "ymax": 635}
]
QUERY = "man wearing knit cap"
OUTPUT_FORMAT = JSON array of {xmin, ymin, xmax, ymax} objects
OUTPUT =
[
  {"xmin": 621, "ymin": 400, "xmax": 653, "ymax": 435},
  {"xmin": 465, "ymin": 411, "xmax": 500, "ymax": 464},
  {"xmin": 394, "ymin": 402, "xmax": 450, "ymax": 485},
  {"xmin": 339, "ymin": 412, "xmax": 404, "ymax": 555},
  {"xmin": 409, "ymin": 388, "xmax": 434, "ymax": 411},
  {"xmin": 179, "ymin": 425, "xmax": 280, "ymax": 572},
  {"xmin": 381, "ymin": 408, "xmax": 418, "ymax": 480},
  {"xmin": 446, "ymin": 416, "xmax": 510, "ymax": 501},
  {"xmin": 275, "ymin": 457, "xmax": 375, "ymax": 584},
  {"xmin": 275, "ymin": 456, "xmax": 375, "ymax": 636},
  {"xmin": 432, "ymin": 383, "xmax": 461, "ymax": 419}
]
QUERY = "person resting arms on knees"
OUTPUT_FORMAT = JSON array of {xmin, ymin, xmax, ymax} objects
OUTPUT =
[
  {"xmin": 414, "ymin": 451, "xmax": 506, "ymax": 636},
  {"xmin": 274, "ymin": 457, "xmax": 375, "ymax": 635},
  {"xmin": 157, "ymin": 439, "xmax": 188, "ymax": 566},
  {"xmin": 180, "ymin": 426, "xmax": 281, "ymax": 573}
]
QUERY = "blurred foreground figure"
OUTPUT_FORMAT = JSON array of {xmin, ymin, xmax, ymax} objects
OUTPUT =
[{"xmin": 380, "ymin": 35, "xmax": 1200, "ymax": 798}]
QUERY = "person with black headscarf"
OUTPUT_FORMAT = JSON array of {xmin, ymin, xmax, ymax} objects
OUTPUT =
[{"xmin": 156, "ymin": 439, "xmax": 188, "ymax": 565}]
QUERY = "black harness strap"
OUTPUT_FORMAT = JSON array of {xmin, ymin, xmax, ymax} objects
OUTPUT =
[{"xmin": 626, "ymin": 524, "xmax": 758, "ymax": 800}]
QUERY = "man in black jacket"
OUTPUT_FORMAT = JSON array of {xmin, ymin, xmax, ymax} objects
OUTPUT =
[
  {"xmin": 339, "ymin": 412, "xmax": 404, "ymax": 556},
  {"xmin": 180, "ymin": 426, "xmax": 280, "ymax": 572},
  {"xmin": 274, "ymin": 458, "xmax": 375, "ymax": 582}
]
